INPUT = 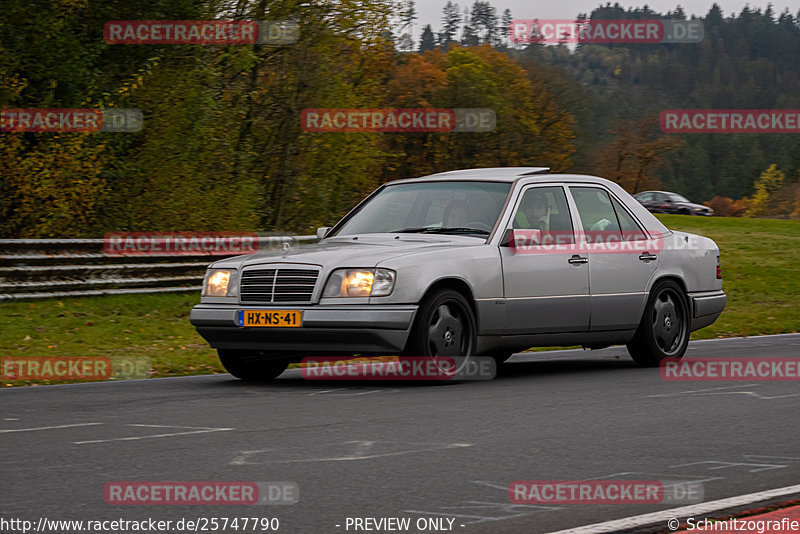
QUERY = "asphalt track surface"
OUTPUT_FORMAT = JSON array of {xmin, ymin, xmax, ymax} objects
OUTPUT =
[{"xmin": 3, "ymin": 334, "xmax": 800, "ymax": 534}]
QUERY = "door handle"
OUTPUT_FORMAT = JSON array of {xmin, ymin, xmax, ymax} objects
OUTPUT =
[
  {"xmin": 639, "ymin": 252, "xmax": 657, "ymax": 261},
  {"xmin": 568, "ymin": 255, "xmax": 588, "ymax": 264}
]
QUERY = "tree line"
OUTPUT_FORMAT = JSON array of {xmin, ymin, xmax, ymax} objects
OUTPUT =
[{"xmin": 1, "ymin": 0, "xmax": 798, "ymax": 238}]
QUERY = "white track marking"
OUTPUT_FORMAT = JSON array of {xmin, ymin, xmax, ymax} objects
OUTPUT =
[
  {"xmin": 546, "ymin": 484, "xmax": 800, "ymax": 534},
  {"xmin": 126, "ymin": 424, "xmax": 224, "ymax": 429},
  {"xmin": 648, "ymin": 384, "xmax": 759, "ymax": 396},
  {"xmin": 230, "ymin": 441, "xmax": 472, "ymax": 465},
  {"xmin": 307, "ymin": 388, "xmax": 391, "ymax": 396},
  {"xmin": 670, "ymin": 460, "xmax": 786, "ymax": 473},
  {"xmin": 74, "ymin": 424, "xmax": 232, "ymax": 444},
  {"xmin": 0, "ymin": 422, "xmax": 102, "ymax": 433},
  {"xmin": 647, "ymin": 384, "xmax": 800, "ymax": 400}
]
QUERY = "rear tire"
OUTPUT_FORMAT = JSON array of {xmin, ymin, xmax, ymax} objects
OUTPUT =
[
  {"xmin": 627, "ymin": 280, "xmax": 690, "ymax": 367},
  {"xmin": 218, "ymin": 349, "xmax": 289, "ymax": 381}
]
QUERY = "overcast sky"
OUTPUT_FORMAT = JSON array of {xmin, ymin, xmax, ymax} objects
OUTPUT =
[{"xmin": 413, "ymin": 0, "xmax": 799, "ymax": 36}]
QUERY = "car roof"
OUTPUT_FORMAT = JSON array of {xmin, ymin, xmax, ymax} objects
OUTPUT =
[
  {"xmin": 387, "ymin": 168, "xmax": 622, "ymax": 188},
  {"xmin": 427, "ymin": 167, "xmax": 551, "ymax": 180},
  {"xmin": 386, "ymin": 167, "xmax": 549, "ymax": 184}
]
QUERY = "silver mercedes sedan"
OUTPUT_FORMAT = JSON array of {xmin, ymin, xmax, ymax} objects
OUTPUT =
[{"xmin": 190, "ymin": 167, "xmax": 726, "ymax": 381}]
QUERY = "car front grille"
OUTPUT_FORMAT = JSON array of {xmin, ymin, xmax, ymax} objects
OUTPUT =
[{"xmin": 240, "ymin": 267, "xmax": 319, "ymax": 303}]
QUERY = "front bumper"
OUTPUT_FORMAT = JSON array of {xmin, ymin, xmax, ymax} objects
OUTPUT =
[
  {"xmin": 190, "ymin": 304, "xmax": 417, "ymax": 354},
  {"xmin": 689, "ymin": 290, "xmax": 726, "ymax": 331}
]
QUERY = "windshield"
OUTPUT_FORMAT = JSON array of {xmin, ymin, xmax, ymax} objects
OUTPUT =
[
  {"xmin": 666, "ymin": 193, "xmax": 690, "ymax": 202},
  {"xmin": 332, "ymin": 181, "xmax": 512, "ymax": 237}
]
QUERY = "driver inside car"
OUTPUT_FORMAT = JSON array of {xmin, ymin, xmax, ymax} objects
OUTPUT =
[
  {"xmin": 443, "ymin": 200, "xmax": 469, "ymax": 227},
  {"xmin": 514, "ymin": 192, "xmax": 550, "ymax": 231}
]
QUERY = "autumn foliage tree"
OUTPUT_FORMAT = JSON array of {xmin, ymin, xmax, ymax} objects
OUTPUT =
[
  {"xmin": 704, "ymin": 196, "xmax": 734, "ymax": 217},
  {"xmin": 383, "ymin": 45, "xmax": 576, "ymax": 182},
  {"xmin": 591, "ymin": 118, "xmax": 684, "ymax": 194},
  {"xmin": 745, "ymin": 164, "xmax": 786, "ymax": 217},
  {"xmin": 1, "ymin": 1, "xmax": 578, "ymax": 236}
]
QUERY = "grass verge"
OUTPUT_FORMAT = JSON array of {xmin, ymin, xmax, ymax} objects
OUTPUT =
[
  {"xmin": 1, "ymin": 215, "xmax": 797, "ymax": 386},
  {"xmin": 657, "ymin": 214, "xmax": 800, "ymax": 339}
]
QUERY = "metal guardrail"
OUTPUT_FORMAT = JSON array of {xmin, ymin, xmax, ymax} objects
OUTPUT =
[{"xmin": 0, "ymin": 236, "xmax": 317, "ymax": 301}]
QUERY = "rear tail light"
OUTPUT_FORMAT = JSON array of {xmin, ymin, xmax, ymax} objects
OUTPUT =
[{"xmin": 716, "ymin": 255, "xmax": 722, "ymax": 279}]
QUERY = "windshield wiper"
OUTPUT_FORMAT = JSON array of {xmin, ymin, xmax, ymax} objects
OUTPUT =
[{"xmin": 392, "ymin": 226, "xmax": 490, "ymax": 235}]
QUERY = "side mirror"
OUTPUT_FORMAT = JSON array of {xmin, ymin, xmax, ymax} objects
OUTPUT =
[
  {"xmin": 502, "ymin": 228, "xmax": 542, "ymax": 250},
  {"xmin": 316, "ymin": 227, "xmax": 331, "ymax": 240}
]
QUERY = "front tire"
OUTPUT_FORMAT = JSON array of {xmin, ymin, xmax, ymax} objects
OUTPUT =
[
  {"xmin": 627, "ymin": 280, "xmax": 690, "ymax": 367},
  {"xmin": 218, "ymin": 349, "xmax": 289, "ymax": 381},
  {"xmin": 406, "ymin": 289, "xmax": 477, "ymax": 381}
]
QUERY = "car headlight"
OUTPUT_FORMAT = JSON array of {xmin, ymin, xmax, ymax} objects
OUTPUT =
[
  {"xmin": 322, "ymin": 268, "xmax": 396, "ymax": 298},
  {"xmin": 202, "ymin": 268, "xmax": 237, "ymax": 297}
]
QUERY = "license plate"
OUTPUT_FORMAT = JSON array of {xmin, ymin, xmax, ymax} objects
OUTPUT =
[{"xmin": 238, "ymin": 310, "xmax": 302, "ymax": 327}]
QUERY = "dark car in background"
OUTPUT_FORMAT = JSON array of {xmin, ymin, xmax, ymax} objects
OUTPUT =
[{"xmin": 634, "ymin": 191, "xmax": 714, "ymax": 216}]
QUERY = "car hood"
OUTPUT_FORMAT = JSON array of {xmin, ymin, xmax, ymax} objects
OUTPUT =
[{"xmin": 211, "ymin": 234, "xmax": 485, "ymax": 269}]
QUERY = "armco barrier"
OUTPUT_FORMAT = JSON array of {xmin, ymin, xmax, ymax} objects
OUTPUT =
[{"xmin": 0, "ymin": 236, "xmax": 316, "ymax": 301}]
